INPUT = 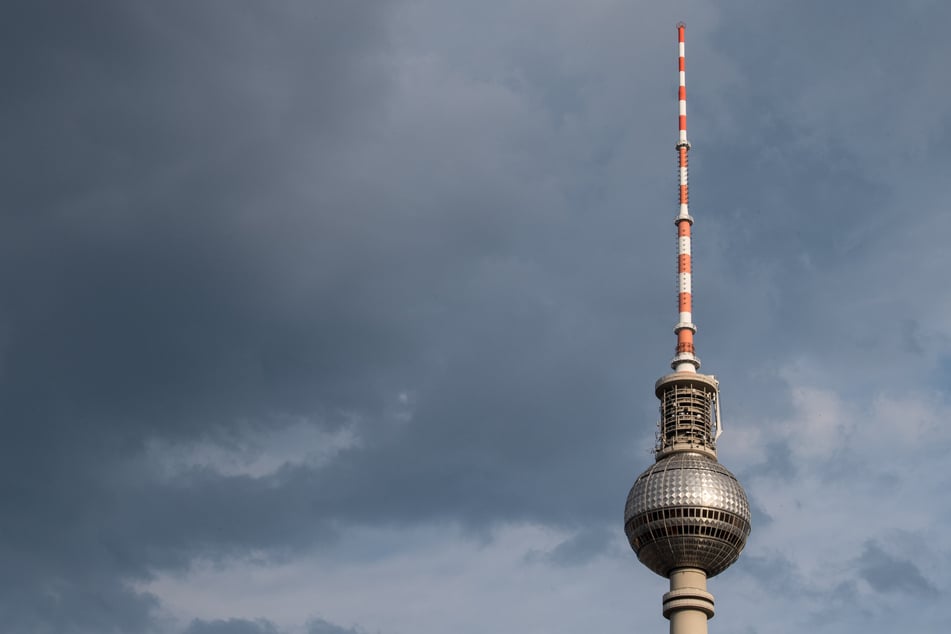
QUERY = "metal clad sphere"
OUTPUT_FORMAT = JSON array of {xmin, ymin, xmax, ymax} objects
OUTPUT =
[{"xmin": 624, "ymin": 452, "xmax": 750, "ymax": 578}]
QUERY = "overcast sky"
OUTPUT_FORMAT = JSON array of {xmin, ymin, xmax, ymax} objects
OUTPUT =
[{"xmin": 3, "ymin": 1, "xmax": 951, "ymax": 633}]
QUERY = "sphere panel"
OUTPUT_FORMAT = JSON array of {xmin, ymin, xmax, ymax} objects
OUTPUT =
[{"xmin": 624, "ymin": 452, "xmax": 750, "ymax": 577}]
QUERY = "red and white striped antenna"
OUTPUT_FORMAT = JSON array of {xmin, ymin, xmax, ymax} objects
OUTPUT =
[{"xmin": 672, "ymin": 22, "xmax": 700, "ymax": 373}]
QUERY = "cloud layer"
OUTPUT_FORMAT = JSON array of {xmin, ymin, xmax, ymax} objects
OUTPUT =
[{"xmin": 2, "ymin": 1, "xmax": 951, "ymax": 633}]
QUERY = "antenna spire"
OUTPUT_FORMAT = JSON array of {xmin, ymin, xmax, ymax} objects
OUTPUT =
[{"xmin": 672, "ymin": 22, "xmax": 699, "ymax": 373}]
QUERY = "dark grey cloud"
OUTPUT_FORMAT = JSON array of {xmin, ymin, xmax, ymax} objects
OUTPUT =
[
  {"xmin": 746, "ymin": 497, "xmax": 773, "ymax": 529},
  {"xmin": 0, "ymin": 571, "xmax": 160, "ymax": 634},
  {"xmin": 740, "ymin": 553, "xmax": 803, "ymax": 596},
  {"xmin": 181, "ymin": 616, "xmax": 363, "ymax": 634},
  {"xmin": 856, "ymin": 541, "xmax": 938, "ymax": 597},
  {"xmin": 743, "ymin": 440, "xmax": 796, "ymax": 480},
  {"xmin": 525, "ymin": 526, "xmax": 614, "ymax": 567},
  {"xmin": 698, "ymin": 0, "xmax": 951, "ymax": 384},
  {"xmin": 1, "ymin": 0, "xmax": 404, "ymax": 631},
  {"xmin": 184, "ymin": 619, "xmax": 281, "ymax": 634},
  {"xmin": 307, "ymin": 619, "xmax": 365, "ymax": 634}
]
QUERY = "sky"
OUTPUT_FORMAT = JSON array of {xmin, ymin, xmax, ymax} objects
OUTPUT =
[{"xmin": 3, "ymin": 1, "xmax": 951, "ymax": 633}]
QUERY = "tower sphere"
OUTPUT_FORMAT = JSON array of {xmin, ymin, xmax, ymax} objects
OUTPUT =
[{"xmin": 624, "ymin": 452, "xmax": 751, "ymax": 578}]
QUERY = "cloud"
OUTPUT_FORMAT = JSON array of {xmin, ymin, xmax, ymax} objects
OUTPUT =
[
  {"xmin": 183, "ymin": 619, "xmax": 281, "ymax": 634},
  {"xmin": 0, "ymin": 1, "xmax": 403, "ymax": 630},
  {"xmin": 306, "ymin": 619, "xmax": 365, "ymax": 634},
  {"xmin": 4, "ymin": 1, "xmax": 951, "ymax": 633},
  {"xmin": 856, "ymin": 541, "xmax": 939, "ymax": 598},
  {"xmin": 0, "ymin": 574, "xmax": 160, "ymax": 634},
  {"xmin": 742, "ymin": 440, "xmax": 796, "ymax": 480},
  {"xmin": 524, "ymin": 526, "xmax": 614, "ymax": 567},
  {"xmin": 740, "ymin": 553, "xmax": 803, "ymax": 595},
  {"xmin": 178, "ymin": 617, "xmax": 365, "ymax": 634}
]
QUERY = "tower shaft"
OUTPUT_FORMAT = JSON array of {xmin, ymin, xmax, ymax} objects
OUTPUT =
[{"xmin": 664, "ymin": 568, "xmax": 715, "ymax": 634}]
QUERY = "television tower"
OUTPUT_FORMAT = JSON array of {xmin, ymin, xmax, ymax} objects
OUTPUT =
[{"xmin": 624, "ymin": 23, "xmax": 751, "ymax": 634}]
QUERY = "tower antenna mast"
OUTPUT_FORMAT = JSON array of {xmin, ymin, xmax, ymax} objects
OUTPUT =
[{"xmin": 673, "ymin": 21, "xmax": 698, "ymax": 373}]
